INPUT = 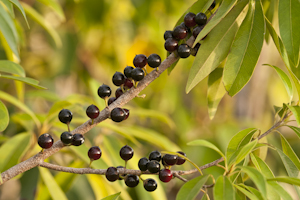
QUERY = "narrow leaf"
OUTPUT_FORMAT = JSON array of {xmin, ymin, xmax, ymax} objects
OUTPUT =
[
  {"xmin": 268, "ymin": 181, "xmax": 294, "ymax": 200},
  {"xmin": 239, "ymin": 185, "xmax": 264, "ymax": 200},
  {"xmin": 287, "ymin": 105, "xmax": 300, "ymax": 126},
  {"xmin": 9, "ymin": 0, "xmax": 29, "ymax": 27},
  {"xmin": 176, "ymin": 175, "xmax": 209, "ymax": 200},
  {"xmin": 188, "ymin": 139, "xmax": 226, "ymax": 159},
  {"xmin": 0, "ymin": 75, "xmax": 46, "ymax": 89},
  {"xmin": 214, "ymin": 176, "xmax": 235, "ymax": 200},
  {"xmin": 37, "ymin": 0, "xmax": 65, "ymax": 21},
  {"xmin": 231, "ymin": 140, "xmax": 257, "ymax": 166},
  {"xmin": 0, "ymin": 60, "xmax": 25, "ymax": 77},
  {"xmin": 268, "ymin": 177, "xmax": 300, "ymax": 187},
  {"xmin": 101, "ymin": 192, "xmax": 121, "ymax": 200},
  {"xmin": 287, "ymin": 125, "xmax": 300, "ymax": 139},
  {"xmin": 0, "ymin": 100, "xmax": 9, "ymax": 132},
  {"xmin": 234, "ymin": 184, "xmax": 259, "ymax": 200},
  {"xmin": 280, "ymin": 134, "xmax": 300, "ymax": 170}
]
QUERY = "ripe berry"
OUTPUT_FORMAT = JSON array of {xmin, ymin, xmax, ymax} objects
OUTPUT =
[
  {"xmin": 162, "ymin": 154, "xmax": 178, "ymax": 166},
  {"xmin": 193, "ymin": 26, "xmax": 203, "ymax": 38},
  {"xmin": 110, "ymin": 107, "xmax": 126, "ymax": 122},
  {"xmin": 191, "ymin": 43, "xmax": 201, "ymax": 56},
  {"xmin": 116, "ymin": 166, "xmax": 126, "ymax": 180},
  {"xmin": 176, "ymin": 151, "xmax": 186, "ymax": 165},
  {"xmin": 147, "ymin": 160, "xmax": 160, "ymax": 173},
  {"xmin": 133, "ymin": 54, "xmax": 147, "ymax": 68},
  {"xmin": 149, "ymin": 150, "xmax": 161, "ymax": 161},
  {"xmin": 144, "ymin": 178, "xmax": 157, "ymax": 192},
  {"xmin": 124, "ymin": 79, "xmax": 133, "ymax": 89},
  {"xmin": 115, "ymin": 87, "xmax": 124, "ymax": 99},
  {"xmin": 131, "ymin": 68, "xmax": 145, "ymax": 82},
  {"xmin": 38, "ymin": 133, "xmax": 54, "ymax": 149},
  {"xmin": 177, "ymin": 44, "xmax": 191, "ymax": 58},
  {"xmin": 159, "ymin": 169, "xmax": 172, "ymax": 183},
  {"xmin": 58, "ymin": 109, "xmax": 72, "ymax": 124},
  {"xmin": 123, "ymin": 109, "xmax": 130, "ymax": 120},
  {"xmin": 125, "ymin": 174, "xmax": 139, "ymax": 187},
  {"xmin": 209, "ymin": 0, "xmax": 216, "ymax": 10},
  {"xmin": 195, "ymin": 13, "xmax": 207, "ymax": 25},
  {"xmin": 60, "ymin": 131, "xmax": 73, "ymax": 145},
  {"xmin": 147, "ymin": 54, "xmax": 161, "ymax": 68},
  {"xmin": 72, "ymin": 133, "xmax": 85, "ymax": 146},
  {"xmin": 172, "ymin": 25, "xmax": 188, "ymax": 40},
  {"xmin": 164, "ymin": 30, "xmax": 173, "ymax": 40},
  {"xmin": 112, "ymin": 72, "xmax": 126, "ymax": 86},
  {"xmin": 86, "ymin": 104, "xmax": 99, "ymax": 119},
  {"xmin": 138, "ymin": 157, "xmax": 149, "ymax": 171},
  {"xmin": 88, "ymin": 146, "xmax": 102, "ymax": 161},
  {"xmin": 184, "ymin": 12, "xmax": 197, "ymax": 28},
  {"xmin": 120, "ymin": 145, "xmax": 134, "ymax": 161},
  {"xmin": 106, "ymin": 167, "xmax": 119, "ymax": 182},
  {"xmin": 108, "ymin": 97, "xmax": 116, "ymax": 105},
  {"xmin": 164, "ymin": 38, "xmax": 179, "ymax": 52},
  {"xmin": 98, "ymin": 84, "xmax": 111, "ymax": 99},
  {"xmin": 124, "ymin": 66, "xmax": 134, "ymax": 78}
]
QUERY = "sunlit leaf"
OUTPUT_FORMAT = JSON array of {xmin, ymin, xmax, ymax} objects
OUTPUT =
[
  {"xmin": 280, "ymin": 134, "xmax": 300, "ymax": 170},
  {"xmin": 9, "ymin": 0, "xmax": 29, "ymax": 27},
  {"xmin": 287, "ymin": 105, "xmax": 300, "ymax": 126},
  {"xmin": 176, "ymin": 175, "xmax": 209, "ymax": 200},
  {"xmin": 234, "ymin": 184, "xmax": 259, "ymax": 200},
  {"xmin": 0, "ymin": 100, "xmax": 9, "ymax": 132},
  {"xmin": 268, "ymin": 177, "xmax": 300, "ymax": 187},
  {"xmin": 214, "ymin": 176, "xmax": 235, "ymax": 200},
  {"xmin": 229, "ymin": 140, "xmax": 257, "ymax": 166},
  {"xmin": 287, "ymin": 125, "xmax": 300, "ymax": 139},
  {"xmin": 0, "ymin": 60, "xmax": 25, "ymax": 77},
  {"xmin": 188, "ymin": 139, "xmax": 226, "ymax": 159},
  {"xmin": 101, "ymin": 192, "xmax": 121, "ymax": 200},
  {"xmin": 239, "ymin": 185, "xmax": 264, "ymax": 200},
  {"xmin": 0, "ymin": 75, "xmax": 46, "ymax": 89}
]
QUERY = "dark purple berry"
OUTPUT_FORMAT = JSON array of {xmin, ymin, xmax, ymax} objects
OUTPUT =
[
  {"xmin": 108, "ymin": 97, "xmax": 117, "ymax": 105},
  {"xmin": 123, "ymin": 109, "xmax": 130, "ymax": 120},
  {"xmin": 98, "ymin": 84, "xmax": 111, "ymax": 99},
  {"xmin": 147, "ymin": 54, "xmax": 161, "ymax": 68},
  {"xmin": 195, "ymin": 12, "xmax": 207, "ymax": 25},
  {"xmin": 184, "ymin": 12, "xmax": 197, "ymax": 27},
  {"xmin": 164, "ymin": 30, "xmax": 173, "ymax": 40},
  {"xmin": 138, "ymin": 157, "xmax": 149, "ymax": 171},
  {"xmin": 147, "ymin": 160, "xmax": 160, "ymax": 173},
  {"xmin": 58, "ymin": 109, "xmax": 72, "ymax": 124},
  {"xmin": 112, "ymin": 72, "xmax": 126, "ymax": 86},
  {"xmin": 162, "ymin": 154, "xmax": 178, "ymax": 166},
  {"xmin": 60, "ymin": 131, "xmax": 73, "ymax": 145},
  {"xmin": 88, "ymin": 146, "xmax": 102, "ymax": 161},
  {"xmin": 177, "ymin": 44, "xmax": 191, "ymax": 58},
  {"xmin": 116, "ymin": 166, "xmax": 126, "ymax": 180},
  {"xmin": 110, "ymin": 107, "xmax": 126, "ymax": 122},
  {"xmin": 125, "ymin": 174, "xmax": 139, "ymax": 187},
  {"xmin": 176, "ymin": 151, "xmax": 186, "ymax": 165},
  {"xmin": 164, "ymin": 38, "xmax": 178, "ymax": 52},
  {"xmin": 131, "ymin": 68, "xmax": 145, "ymax": 81},
  {"xmin": 159, "ymin": 169, "xmax": 172, "ymax": 183},
  {"xmin": 71, "ymin": 133, "xmax": 85, "ymax": 146},
  {"xmin": 120, "ymin": 145, "xmax": 134, "ymax": 161},
  {"xmin": 38, "ymin": 133, "xmax": 54, "ymax": 149},
  {"xmin": 144, "ymin": 178, "xmax": 157, "ymax": 192},
  {"xmin": 86, "ymin": 104, "xmax": 99, "ymax": 119},
  {"xmin": 209, "ymin": 1, "xmax": 216, "ymax": 10},
  {"xmin": 124, "ymin": 66, "xmax": 134, "ymax": 78},
  {"xmin": 133, "ymin": 54, "xmax": 147, "ymax": 68},
  {"xmin": 106, "ymin": 167, "xmax": 119, "ymax": 182},
  {"xmin": 172, "ymin": 25, "xmax": 188, "ymax": 40},
  {"xmin": 115, "ymin": 87, "xmax": 124, "ymax": 99},
  {"xmin": 193, "ymin": 26, "xmax": 203, "ymax": 38},
  {"xmin": 124, "ymin": 79, "xmax": 133, "ymax": 89},
  {"xmin": 149, "ymin": 150, "xmax": 161, "ymax": 162}
]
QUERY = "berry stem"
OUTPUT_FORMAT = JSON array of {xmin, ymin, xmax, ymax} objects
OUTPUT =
[
  {"xmin": 89, "ymin": 160, "xmax": 93, "ymax": 168},
  {"xmin": 91, "ymin": 119, "xmax": 94, "ymax": 125},
  {"xmin": 121, "ymin": 85, "xmax": 126, "ymax": 93},
  {"xmin": 104, "ymin": 97, "xmax": 109, "ymax": 107},
  {"xmin": 67, "ymin": 123, "xmax": 70, "ymax": 132}
]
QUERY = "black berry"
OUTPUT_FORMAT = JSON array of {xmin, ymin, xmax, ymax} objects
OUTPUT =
[
  {"xmin": 184, "ymin": 12, "xmax": 197, "ymax": 28},
  {"xmin": 149, "ymin": 150, "xmax": 161, "ymax": 161},
  {"xmin": 38, "ymin": 133, "xmax": 54, "ymax": 149},
  {"xmin": 147, "ymin": 54, "xmax": 161, "ymax": 68},
  {"xmin": 176, "ymin": 151, "xmax": 186, "ymax": 165},
  {"xmin": 193, "ymin": 26, "xmax": 203, "ymax": 38},
  {"xmin": 191, "ymin": 43, "xmax": 201, "ymax": 56},
  {"xmin": 144, "ymin": 178, "xmax": 157, "ymax": 192},
  {"xmin": 115, "ymin": 87, "xmax": 124, "ymax": 99},
  {"xmin": 133, "ymin": 54, "xmax": 147, "ymax": 68},
  {"xmin": 124, "ymin": 79, "xmax": 133, "ymax": 89},
  {"xmin": 58, "ymin": 109, "xmax": 72, "ymax": 124},
  {"xmin": 159, "ymin": 169, "xmax": 172, "ymax": 183},
  {"xmin": 209, "ymin": 1, "xmax": 216, "ymax": 10},
  {"xmin": 138, "ymin": 157, "xmax": 149, "ymax": 171},
  {"xmin": 164, "ymin": 38, "xmax": 179, "ymax": 52},
  {"xmin": 119, "ymin": 145, "xmax": 134, "ymax": 161},
  {"xmin": 195, "ymin": 13, "xmax": 207, "ymax": 25},
  {"xmin": 123, "ymin": 109, "xmax": 130, "ymax": 120},
  {"xmin": 112, "ymin": 72, "xmax": 126, "ymax": 86},
  {"xmin": 106, "ymin": 167, "xmax": 119, "ymax": 182},
  {"xmin": 147, "ymin": 160, "xmax": 160, "ymax": 173},
  {"xmin": 124, "ymin": 66, "xmax": 134, "ymax": 78},
  {"xmin": 177, "ymin": 44, "xmax": 191, "ymax": 58},
  {"xmin": 71, "ymin": 133, "xmax": 85, "ymax": 146},
  {"xmin": 60, "ymin": 131, "xmax": 73, "ymax": 145},
  {"xmin": 98, "ymin": 84, "xmax": 111, "ymax": 99},
  {"xmin": 125, "ymin": 174, "xmax": 139, "ymax": 187},
  {"xmin": 86, "ymin": 104, "xmax": 99, "ymax": 119},
  {"xmin": 172, "ymin": 25, "xmax": 188, "ymax": 40},
  {"xmin": 110, "ymin": 107, "xmax": 126, "ymax": 122},
  {"xmin": 164, "ymin": 30, "xmax": 173, "ymax": 40},
  {"xmin": 108, "ymin": 97, "xmax": 116, "ymax": 105},
  {"xmin": 131, "ymin": 68, "xmax": 145, "ymax": 81},
  {"xmin": 162, "ymin": 154, "xmax": 178, "ymax": 166},
  {"xmin": 88, "ymin": 146, "xmax": 102, "ymax": 161}
]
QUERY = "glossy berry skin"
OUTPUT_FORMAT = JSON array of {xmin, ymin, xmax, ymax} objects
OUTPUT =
[
  {"xmin": 193, "ymin": 26, "xmax": 203, "ymax": 38},
  {"xmin": 60, "ymin": 131, "xmax": 73, "ymax": 145},
  {"xmin": 164, "ymin": 30, "xmax": 173, "ymax": 40},
  {"xmin": 147, "ymin": 54, "xmax": 161, "ymax": 68},
  {"xmin": 123, "ymin": 109, "xmax": 130, "ymax": 120},
  {"xmin": 144, "ymin": 178, "xmax": 157, "ymax": 192},
  {"xmin": 149, "ymin": 150, "xmax": 161, "ymax": 162},
  {"xmin": 110, "ymin": 107, "xmax": 126, "ymax": 122},
  {"xmin": 88, "ymin": 146, "xmax": 102, "ymax": 161},
  {"xmin": 125, "ymin": 174, "xmax": 139, "ymax": 187},
  {"xmin": 112, "ymin": 72, "xmax": 126, "ymax": 86},
  {"xmin": 131, "ymin": 68, "xmax": 145, "ymax": 81},
  {"xmin": 159, "ymin": 169, "xmax": 173, "ymax": 183},
  {"xmin": 184, "ymin": 12, "xmax": 197, "ymax": 28},
  {"xmin": 138, "ymin": 157, "xmax": 149, "ymax": 171},
  {"xmin": 38, "ymin": 133, "xmax": 54, "ymax": 149},
  {"xmin": 195, "ymin": 12, "xmax": 207, "ymax": 25},
  {"xmin": 98, "ymin": 84, "xmax": 111, "ymax": 99},
  {"xmin": 147, "ymin": 160, "xmax": 160, "ymax": 173},
  {"xmin": 172, "ymin": 25, "xmax": 188, "ymax": 40},
  {"xmin": 119, "ymin": 145, "xmax": 134, "ymax": 161},
  {"xmin": 106, "ymin": 167, "xmax": 119, "ymax": 182},
  {"xmin": 58, "ymin": 109, "xmax": 72, "ymax": 124},
  {"xmin": 124, "ymin": 79, "xmax": 133, "ymax": 89},
  {"xmin": 116, "ymin": 166, "xmax": 126, "ymax": 180},
  {"xmin": 177, "ymin": 44, "xmax": 191, "ymax": 58},
  {"xmin": 133, "ymin": 54, "xmax": 147, "ymax": 68},
  {"xmin": 124, "ymin": 66, "xmax": 134, "ymax": 78},
  {"xmin": 176, "ymin": 151, "xmax": 186, "ymax": 165},
  {"xmin": 115, "ymin": 87, "xmax": 124, "ymax": 99},
  {"xmin": 71, "ymin": 133, "xmax": 85, "ymax": 146},
  {"xmin": 162, "ymin": 154, "xmax": 178, "ymax": 166},
  {"xmin": 164, "ymin": 38, "xmax": 179, "ymax": 52},
  {"xmin": 86, "ymin": 104, "xmax": 99, "ymax": 119},
  {"xmin": 108, "ymin": 97, "xmax": 116, "ymax": 105}
]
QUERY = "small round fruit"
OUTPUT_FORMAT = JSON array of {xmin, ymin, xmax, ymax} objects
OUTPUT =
[
  {"xmin": 177, "ymin": 44, "xmax": 191, "ymax": 58},
  {"xmin": 86, "ymin": 104, "xmax": 99, "ymax": 119},
  {"xmin": 60, "ymin": 131, "xmax": 73, "ymax": 145},
  {"xmin": 112, "ymin": 72, "xmax": 126, "ymax": 86},
  {"xmin": 88, "ymin": 146, "xmax": 102, "ymax": 161},
  {"xmin": 209, "ymin": 0, "xmax": 216, "ymax": 10},
  {"xmin": 162, "ymin": 154, "xmax": 178, "ymax": 166},
  {"xmin": 184, "ymin": 12, "xmax": 197, "ymax": 27},
  {"xmin": 191, "ymin": 43, "xmax": 201, "ymax": 56},
  {"xmin": 38, "ymin": 133, "xmax": 54, "ymax": 149},
  {"xmin": 133, "ymin": 54, "xmax": 147, "ymax": 68},
  {"xmin": 120, "ymin": 145, "xmax": 134, "ymax": 161},
  {"xmin": 124, "ymin": 66, "xmax": 134, "ymax": 78},
  {"xmin": 124, "ymin": 79, "xmax": 133, "ymax": 89},
  {"xmin": 138, "ymin": 157, "xmax": 149, "ymax": 171},
  {"xmin": 164, "ymin": 30, "xmax": 173, "ymax": 40},
  {"xmin": 110, "ymin": 107, "xmax": 126, "ymax": 122},
  {"xmin": 98, "ymin": 84, "xmax": 111, "ymax": 99},
  {"xmin": 193, "ymin": 26, "xmax": 203, "ymax": 38},
  {"xmin": 125, "ymin": 174, "xmax": 139, "ymax": 187},
  {"xmin": 131, "ymin": 68, "xmax": 145, "ymax": 81},
  {"xmin": 159, "ymin": 169, "xmax": 173, "ymax": 183},
  {"xmin": 176, "ymin": 151, "xmax": 186, "ymax": 165},
  {"xmin": 123, "ymin": 109, "xmax": 130, "ymax": 120},
  {"xmin": 106, "ymin": 167, "xmax": 119, "ymax": 182},
  {"xmin": 115, "ymin": 87, "xmax": 124, "ymax": 99},
  {"xmin": 71, "ymin": 133, "xmax": 85, "ymax": 146},
  {"xmin": 116, "ymin": 166, "xmax": 126, "ymax": 180},
  {"xmin": 144, "ymin": 178, "xmax": 157, "ymax": 192},
  {"xmin": 147, "ymin": 54, "xmax": 161, "ymax": 68},
  {"xmin": 195, "ymin": 12, "xmax": 207, "ymax": 25},
  {"xmin": 164, "ymin": 38, "xmax": 179, "ymax": 52},
  {"xmin": 58, "ymin": 109, "xmax": 72, "ymax": 124},
  {"xmin": 147, "ymin": 160, "xmax": 160, "ymax": 173},
  {"xmin": 172, "ymin": 25, "xmax": 188, "ymax": 40},
  {"xmin": 108, "ymin": 97, "xmax": 116, "ymax": 105},
  {"xmin": 149, "ymin": 150, "xmax": 161, "ymax": 161}
]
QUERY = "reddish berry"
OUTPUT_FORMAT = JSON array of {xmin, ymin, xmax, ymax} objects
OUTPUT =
[
  {"xmin": 38, "ymin": 133, "xmax": 54, "ymax": 149},
  {"xmin": 86, "ymin": 104, "xmax": 99, "ymax": 119},
  {"xmin": 124, "ymin": 79, "xmax": 133, "ymax": 89},
  {"xmin": 176, "ymin": 151, "xmax": 186, "ymax": 165},
  {"xmin": 159, "ymin": 169, "xmax": 172, "ymax": 182},
  {"xmin": 184, "ymin": 12, "xmax": 197, "ymax": 27},
  {"xmin": 88, "ymin": 146, "xmax": 102, "ymax": 161},
  {"xmin": 172, "ymin": 25, "xmax": 188, "ymax": 40},
  {"xmin": 164, "ymin": 38, "xmax": 178, "ymax": 52},
  {"xmin": 115, "ymin": 87, "xmax": 124, "ymax": 99},
  {"xmin": 133, "ymin": 54, "xmax": 147, "ymax": 68},
  {"xmin": 123, "ymin": 109, "xmax": 130, "ymax": 120}
]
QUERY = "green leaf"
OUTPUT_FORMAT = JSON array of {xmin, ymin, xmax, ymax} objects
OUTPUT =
[
  {"xmin": 0, "ymin": 75, "xmax": 46, "ymax": 89},
  {"xmin": 223, "ymin": 0, "xmax": 265, "ymax": 96},
  {"xmin": 1, "ymin": 0, "xmax": 14, "ymax": 16},
  {"xmin": 188, "ymin": 139, "xmax": 226, "ymax": 159},
  {"xmin": 207, "ymin": 67, "xmax": 226, "ymax": 119},
  {"xmin": 101, "ymin": 192, "xmax": 121, "ymax": 200},
  {"xmin": 0, "ymin": 100, "xmax": 9, "ymax": 132},
  {"xmin": 280, "ymin": 134, "xmax": 300, "ymax": 170},
  {"xmin": 239, "ymin": 185, "xmax": 264, "ymax": 200},
  {"xmin": 287, "ymin": 105, "xmax": 300, "ymax": 126},
  {"xmin": 39, "ymin": 167, "xmax": 68, "ymax": 200},
  {"xmin": 186, "ymin": 0, "xmax": 248, "ymax": 93},
  {"xmin": 9, "ymin": 0, "xmax": 29, "ymax": 27},
  {"xmin": 268, "ymin": 181, "xmax": 293, "ymax": 200},
  {"xmin": 287, "ymin": 125, "xmax": 300, "ymax": 139},
  {"xmin": 234, "ymin": 184, "xmax": 259, "ymax": 200},
  {"xmin": 0, "ymin": 60, "xmax": 25, "ymax": 77},
  {"xmin": 37, "ymin": 0, "xmax": 65, "ymax": 21},
  {"xmin": 278, "ymin": 0, "xmax": 300, "ymax": 67},
  {"xmin": 265, "ymin": 64, "xmax": 293, "ymax": 101},
  {"xmin": 176, "ymin": 175, "xmax": 209, "ymax": 200},
  {"xmin": 268, "ymin": 177, "xmax": 300, "ymax": 186},
  {"xmin": 229, "ymin": 140, "xmax": 257, "ymax": 166},
  {"xmin": 214, "ymin": 176, "xmax": 235, "ymax": 200}
]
